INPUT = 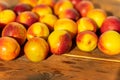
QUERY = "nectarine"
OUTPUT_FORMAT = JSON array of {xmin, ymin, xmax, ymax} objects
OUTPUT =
[
  {"xmin": 39, "ymin": 14, "xmax": 58, "ymax": 32},
  {"xmin": 19, "ymin": 0, "xmax": 37, "ymax": 7},
  {"xmin": 13, "ymin": 3, "xmax": 32, "ymax": 15},
  {"xmin": 54, "ymin": 18, "xmax": 78, "ymax": 38},
  {"xmin": 0, "ymin": 37, "xmax": 20, "ymax": 61},
  {"xmin": 98, "ymin": 30, "xmax": 120, "ymax": 55},
  {"xmin": 87, "ymin": 9, "xmax": 107, "ymax": 28},
  {"xmin": 26, "ymin": 22, "xmax": 49, "ymax": 40},
  {"xmin": 77, "ymin": 17, "xmax": 97, "ymax": 33},
  {"xmin": 75, "ymin": 0, "xmax": 94, "ymax": 17},
  {"xmin": 2, "ymin": 22, "xmax": 27, "ymax": 45},
  {"xmin": 32, "ymin": 4, "xmax": 52, "ymax": 17},
  {"xmin": 37, "ymin": 0, "xmax": 57, "ymax": 8},
  {"xmin": 54, "ymin": 0, "xmax": 74, "ymax": 15},
  {"xmin": 48, "ymin": 30, "xmax": 72, "ymax": 55},
  {"xmin": 24, "ymin": 37, "xmax": 49, "ymax": 62},
  {"xmin": 58, "ymin": 8, "xmax": 80, "ymax": 21},
  {"xmin": 100, "ymin": 16, "xmax": 120, "ymax": 33},
  {"xmin": 76, "ymin": 31, "xmax": 98, "ymax": 52},
  {"xmin": 0, "ymin": 9, "xmax": 16, "ymax": 28},
  {"xmin": 16, "ymin": 11, "xmax": 38, "ymax": 28}
]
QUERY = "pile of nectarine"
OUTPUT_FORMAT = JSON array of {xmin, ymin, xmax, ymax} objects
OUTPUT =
[{"xmin": 0, "ymin": 0, "xmax": 120, "ymax": 62}]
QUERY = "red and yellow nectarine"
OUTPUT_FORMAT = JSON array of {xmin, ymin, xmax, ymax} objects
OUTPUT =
[
  {"xmin": 76, "ymin": 31, "xmax": 98, "ymax": 52},
  {"xmin": 0, "ymin": 37, "xmax": 20, "ymax": 61},
  {"xmin": 54, "ymin": 18, "xmax": 78, "ymax": 38},
  {"xmin": 48, "ymin": 30, "xmax": 72, "ymax": 55},
  {"xmin": 26, "ymin": 22, "xmax": 49, "ymax": 40},
  {"xmin": 2, "ymin": 22, "xmax": 27, "ymax": 45}
]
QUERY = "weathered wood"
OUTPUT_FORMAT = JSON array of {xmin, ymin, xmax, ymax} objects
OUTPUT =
[{"xmin": 0, "ymin": 53, "xmax": 120, "ymax": 80}]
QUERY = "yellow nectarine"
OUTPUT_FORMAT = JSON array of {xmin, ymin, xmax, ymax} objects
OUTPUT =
[
  {"xmin": 26, "ymin": 22, "xmax": 49, "ymax": 40},
  {"xmin": 0, "ymin": 9, "xmax": 16, "ymax": 28},
  {"xmin": 98, "ymin": 30, "xmax": 120, "ymax": 55},
  {"xmin": 87, "ymin": 9, "xmax": 107, "ymax": 28},
  {"xmin": 32, "ymin": 4, "xmax": 53, "ymax": 17},
  {"xmin": 77, "ymin": 17, "xmax": 97, "ymax": 33},
  {"xmin": 24, "ymin": 37, "xmax": 49, "ymax": 62},
  {"xmin": 54, "ymin": 18, "xmax": 78, "ymax": 38},
  {"xmin": 39, "ymin": 14, "xmax": 58, "ymax": 32},
  {"xmin": 0, "ymin": 37, "xmax": 20, "ymax": 61},
  {"xmin": 54, "ymin": 0, "xmax": 74, "ymax": 15}
]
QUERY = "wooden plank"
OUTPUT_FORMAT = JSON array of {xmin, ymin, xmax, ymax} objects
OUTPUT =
[
  {"xmin": 0, "ymin": 54, "xmax": 120, "ymax": 80},
  {"xmin": 64, "ymin": 47, "xmax": 120, "ymax": 63}
]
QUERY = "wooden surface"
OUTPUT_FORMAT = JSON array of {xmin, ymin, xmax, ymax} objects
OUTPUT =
[{"xmin": 0, "ymin": 0, "xmax": 120, "ymax": 80}]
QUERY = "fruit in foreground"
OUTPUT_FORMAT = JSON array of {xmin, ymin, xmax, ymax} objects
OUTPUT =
[
  {"xmin": 24, "ymin": 37, "xmax": 49, "ymax": 62},
  {"xmin": 100, "ymin": 16, "xmax": 120, "ymax": 33},
  {"xmin": 48, "ymin": 30, "xmax": 72, "ymax": 55},
  {"xmin": 2, "ymin": 22, "xmax": 27, "ymax": 45},
  {"xmin": 98, "ymin": 30, "xmax": 120, "ymax": 55},
  {"xmin": 0, "ymin": 37, "xmax": 20, "ymax": 61},
  {"xmin": 76, "ymin": 31, "xmax": 98, "ymax": 52}
]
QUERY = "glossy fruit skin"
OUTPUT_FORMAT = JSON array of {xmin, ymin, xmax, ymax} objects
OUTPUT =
[
  {"xmin": 48, "ymin": 30, "xmax": 72, "ymax": 55},
  {"xmin": 0, "ymin": 9, "xmax": 16, "ymax": 28},
  {"xmin": 77, "ymin": 17, "xmax": 97, "ymax": 33},
  {"xmin": 98, "ymin": 30, "xmax": 120, "ymax": 55},
  {"xmin": 24, "ymin": 37, "xmax": 49, "ymax": 62},
  {"xmin": 26, "ymin": 22, "xmax": 49, "ymax": 40},
  {"xmin": 16, "ymin": 11, "xmax": 38, "ymax": 28},
  {"xmin": 2, "ymin": 22, "xmax": 27, "ymax": 45},
  {"xmin": 0, "ymin": 37, "xmax": 20, "ymax": 61},
  {"xmin": 75, "ymin": 0, "xmax": 94, "ymax": 17},
  {"xmin": 100, "ymin": 16, "xmax": 120, "ymax": 33},
  {"xmin": 87, "ymin": 9, "xmax": 107, "ymax": 28},
  {"xmin": 76, "ymin": 31, "xmax": 98, "ymax": 52},
  {"xmin": 54, "ymin": 18, "xmax": 78, "ymax": 38},
  {"xmin": 13, "ymin": 3, "xmax": 32, "ymax": 15}
]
